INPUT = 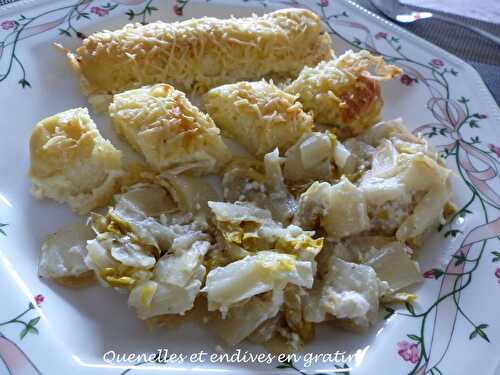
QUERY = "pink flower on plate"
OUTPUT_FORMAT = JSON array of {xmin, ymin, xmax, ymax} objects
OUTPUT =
[
  {"xmin": 397, "ymin": 341, "xmax": 419, "ymax": 364},
  {"xmin": 173, "ymin": 4, "xmax": 183, "ymax": 16},
  {"xmin": 477, "ymin": 113, "xmax": 487, "ymax": 119},
  {"xmin": 400, "ymin": 74, "xmax": 413, "ymax": 86},
  {"xmin": 1, "ymin": 20, "xmax": 16, "ymax": 30},
  {"xmin": 375, "ymin": 32, "xmax": 387, "ymax": 39},
  {"xmin": 423, "ymin": 268, "xmax": 443, "ymax": 280},
  {"xmin": 319, "ymin": 0, "xmax": 329, "ymax": 6},
  {"xmin": 90, "ymin": 6, "xmax": 108, "ymax": 17},
  {"xmin": 490, "ymin": 144, "xmax": 500, "ymax": 158},
  {"xmin": 431, "ymin": 58, "xmax": 444, "ymax": 68},
  {"xmin": 495, "ymin": 268, "xmax": 500, "ymax": 283},
  {"xmin": 423, "ymin": 270, "xmax": 434, "ymax": 279},
  {"xmin": 34, "ymin": 294, "xmax": 44, "ymax": 307}
]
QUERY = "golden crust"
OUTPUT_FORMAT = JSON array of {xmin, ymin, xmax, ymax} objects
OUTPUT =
[
  {"xmin": 66, "ymin": 8, "xmax": 333, "ymax": 104},
  {"xmin": 109, "ymin": 84, "xmax": 231, "ymax": 174},
  {"xmin": 29, "ymin": 108, "xmax": 123, "ymax": 214},
  {"xmin": 203, "ymin": 80, "xmax": 313, "ymax": 156},
  {"xmin": 286, "ymin": 50, "xmax": 401, "ymax": 137}
]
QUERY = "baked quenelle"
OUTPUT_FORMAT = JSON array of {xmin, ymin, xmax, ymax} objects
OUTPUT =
[
  {"xmin": 64, "ymin": 8, "xmax": 333, "ymax": 110},
  {"xmin": 285, "ymin": 50, "xmax": 401, "ymax": 136},
  {"xmin": 203, "ymin": 80, "xmax": 313, "ymax": 156},
  {"xmin": 109, "ymin": 83, "xmax": 231, "ymax": 175},
  {"xmin": 29, "ymin": 108, "xmax": 122, "ymax": 214}
]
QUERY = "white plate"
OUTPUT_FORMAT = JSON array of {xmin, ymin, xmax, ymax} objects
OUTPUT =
[{"xmin": 0, "ymin": 1, "xmax": 499, "ymax": 374}]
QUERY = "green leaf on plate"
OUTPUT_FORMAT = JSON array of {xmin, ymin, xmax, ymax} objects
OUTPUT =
[
  {"xmin": 405, "ymin": 302, "xmax": 415, "ymax": 315},
  {"xmin": 19, "ymin": 325, "xmax": 37, "ymax": 339},
  {"xmin": 469, "ymin": 120, "xmax": 480, "ymax": 128},
  {"xmin": 407, "ymin": 334, "xmax": 420, "ymax": 342},
  {"xmin": 469, "ymin": 324, "xmax": 489, "ymax": 343},
  {"xmin": 0, "ymin": 223, "xmax": 7, "ymax": 236},
  {"xmin": 28, "ymin": 317, "xmax": 40, "ymax": 327},
  {"xmin": 444, "ymin": 229, "xmax": 463, "ymax": 238},
  {"xmin": 19, "ymin": 326, "xmax": 29, "ymax": 339},
  {"xmin": 452, "ymin": 251, "xmax": 467, "ymax": 266},
  {"xmin": 58, "ymin": 28, "xmax": 71, "ymax": 37},
  {"xmin": 18, "ymin": 79, "xmax": 31, "ymax": 88},
  {"xmin": 125, "ymin": 9, "xmax": 136, "ymax": 20},
  {"xmin": 432, "ymin": 268, "xmax": 444, "ymax": 280},
  {"xmin": 470, "ymin": 136, "xmax": 480, "ymax": 144}
]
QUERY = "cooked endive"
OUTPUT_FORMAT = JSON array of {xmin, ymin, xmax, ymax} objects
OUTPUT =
[
  {"xmin": 222, "ymin": 151, "xmax": 297, "ymax": 224},
  {"xmin": 203, "ymin": 251, "xmax": 314, "ymax": 314},
  {"xmin": 38, "ymin": 222, "xmax": 95, "ymax": 282},
  {"xmin": 294, "ymin": 177, "xmax": 371, "ymax": 238},
  {"xmin": 37, "ymin": 114, "xmax": 454, "ymax": 349}
]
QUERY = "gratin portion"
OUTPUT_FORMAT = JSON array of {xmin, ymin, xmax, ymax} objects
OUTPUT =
[
  {"xmin": 294, "ymin": 119, "xmax": 452, "ymax": 243},
  {"xmin": 203, "ymin": 80, "xmax": 313, "ymax": 156},
  {"xmin": 286, "ymin": 50, "xmax": 401, "ymax": 136},
  {"xmin": 36, "ymin": 118, "xmax": 452, "ymax": 350},
  {"xmin": 31, "ymin": 6, "xmax": 455, "ymax": 352},
  {"xmin": 29, "ymin": 108, "xmax": 122, "ymax": 214},
  {"xmin": 65, "ymin": 8, "xmax": 333, "ymax": 109},
  {"xmin": 109, "ymin": 84, "xmax": 231, "ymax": 175}
]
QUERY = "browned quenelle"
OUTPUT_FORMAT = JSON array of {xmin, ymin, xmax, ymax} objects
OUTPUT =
[
  {"xmin": 285, "ymin": 50, "xmax": 401, "ymax": 137},
  {"xmin": 65, "ymin": 8, "xmax": 333, "ymax": 107}
]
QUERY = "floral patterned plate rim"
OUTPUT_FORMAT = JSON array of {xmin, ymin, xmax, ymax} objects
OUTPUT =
[{"xmin": 0, "ymin": 0, "xmax": 499, "ymax": 375}]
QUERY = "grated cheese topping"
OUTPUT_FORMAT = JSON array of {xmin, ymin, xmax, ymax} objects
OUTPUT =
[
  {"xmin": 203, "ymin": 80, "xmax": 313, "ymax": 156},
  {"xmin": 109, "ymin": 83, "xmax": 231, "ymax": 174},
  {"xmin": 29, "ymin": 108, "xmax": 123, "ymax": 214},
  {"xmin": 66, "ymin": 8, "xmax": 333, "ymax": 107}
]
